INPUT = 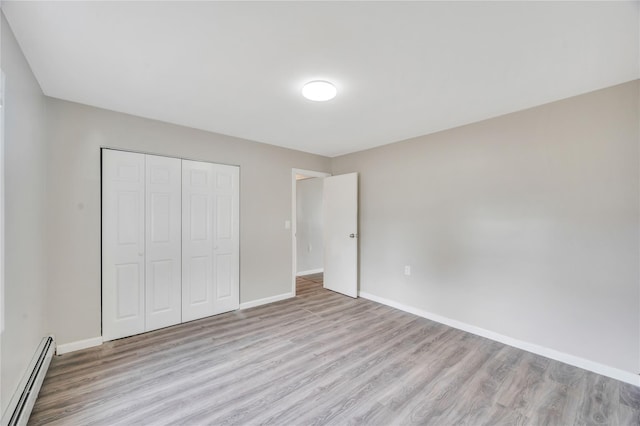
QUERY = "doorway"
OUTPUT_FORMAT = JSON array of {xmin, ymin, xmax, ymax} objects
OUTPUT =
[{"xmin": 291, "ymin": 169, "xmax": 330, "ymax": 296}]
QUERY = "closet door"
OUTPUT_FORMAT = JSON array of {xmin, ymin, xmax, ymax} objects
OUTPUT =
[
  {"xmin": 182, "ymin": 160, "xmax": 239, "ymax": 322},
  {"xmin": 210, "ymin": 163, "xmax": 240, "ymax": 315},
  {"xmin": 102, "ymin": 150, "xmax": 145, "ymax": 341},
  {"xmin": 182, "ymin": 160, "xmax": 215, "ymax": 321},
  {"xmin": 145, "ymin": 155, "xmax": 182, "ymax": 332}
]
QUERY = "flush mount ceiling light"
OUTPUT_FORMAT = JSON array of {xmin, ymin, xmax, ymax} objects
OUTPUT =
[{"xmin": 302, "ymin": 80, "xmax": 337, "ymax": 101}]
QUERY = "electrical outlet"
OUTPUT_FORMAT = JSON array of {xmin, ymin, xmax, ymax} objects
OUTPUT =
[{"xmin": 404, "ymin": 265, "xmax": 411, "ymax": 276}]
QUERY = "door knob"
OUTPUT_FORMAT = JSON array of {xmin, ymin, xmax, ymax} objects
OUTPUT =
[{"xmin": 349, "ymin": 233, "xmax": 358, "ymax": 238}]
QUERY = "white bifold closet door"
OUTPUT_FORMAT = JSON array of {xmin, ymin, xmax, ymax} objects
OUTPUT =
[
  {"xmin": 144, "ymin": 154, "xmax": 182, "ymax": 332},
  {"xmin": 102, "ymin": 150, "xmax": 146, "ymax": 341},
  {"xmin": 103, "ymin": 150, "xmax": 239, "ymax": 341},
  {"xmin": 103, "ymin": 151, "xmax": 182, "ymax": 341},
  {"xmin": 182, "ymin": 160, "xmax": 239, "ymax": 322}
]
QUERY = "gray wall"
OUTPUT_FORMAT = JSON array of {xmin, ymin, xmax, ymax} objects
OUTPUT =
[
  {"xmin": 332, "ymin": 80, "xmax": 640, "ymax": 374},
  {"xmin": 0, "ymin": 13, "xmax": 49, "ymax": 414},
  {"xmin": 45, "ymin": 99, "xmax": 331, "ymax": 346},
  {"xmin": 296, "ymin": 178, "xmax": 324, "ymax": 274}
]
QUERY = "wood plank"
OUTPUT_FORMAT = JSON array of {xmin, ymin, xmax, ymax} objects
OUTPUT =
[{"xmin": 28, "ymin": 275, "xmax": 639, "ymax": 426}]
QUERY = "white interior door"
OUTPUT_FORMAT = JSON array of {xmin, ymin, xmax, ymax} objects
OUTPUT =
[
  {"xmin": 102, "ymin": 150, "xmax": 146, "ymax": 341},
  {"xmin": 323, "ymin": 172, "xmax": 358, "ymax": 298},
  {"xmin": 210, "ymin": 163, "xmax": 240, "ymax": 315},
  {"xmin": 145, "ymin": 154, "xmax": 182, "ymax": 332},
  {"xmin": 182, "ymin": 160, "xmax": 239, "ymax": 321},
  {"xmin": 182, "ymin": 160, "xmax": 214, "ymax": 322}
]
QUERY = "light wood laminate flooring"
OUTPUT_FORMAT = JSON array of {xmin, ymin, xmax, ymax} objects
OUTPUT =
[{"xmin": 29, "ymin": 274, "xmax": 640, "ymax": 425}]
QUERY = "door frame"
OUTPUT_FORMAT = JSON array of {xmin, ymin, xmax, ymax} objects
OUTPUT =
[{"xmin": 291, "ymin": 168, "xmax": 330, "ymax": 296}]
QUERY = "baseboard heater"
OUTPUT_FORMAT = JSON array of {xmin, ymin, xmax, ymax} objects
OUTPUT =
[{"xmin": 2, "ymin": 336, "xmax": 54, "ymax": 426}]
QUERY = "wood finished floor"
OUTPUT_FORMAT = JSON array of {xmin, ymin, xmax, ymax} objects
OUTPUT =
[{"xmin": 30, "ymin": 274, "xmax": 640, "ymax": 425}]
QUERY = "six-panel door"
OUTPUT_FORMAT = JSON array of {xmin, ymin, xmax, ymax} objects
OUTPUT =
[
  {"xmin": 210, "ymin": 163, "xmax": 240, "ymax": 315},
  {"xmin": 102, "ymin": 150, "xmax": 146, "ymax": 341},
  {"xmin": 182, "ymin": 160, "xmax": 239, "ymax": 322},
  {"xmin": 102, "ymin": 150, "xmax": 239, "ymax": 340},
  {"xmin": 145, "ymin": 154, "xmax": 182, "ymax": 332}
]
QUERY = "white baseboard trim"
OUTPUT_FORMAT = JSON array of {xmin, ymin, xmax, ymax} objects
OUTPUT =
[
  {"xmin": 359, "ymin": 291, "xmax": 640, "ymax": 387},
  {"xmin": 240, "ymin": 292, "xmax": 295, "ymax": 310},
  {"xmin": 296, "ymin": 268, "xmax": 324, "ymax": 276},
  {"xmin": 56, "ymin": 336, "xmax": 103, "ymax": 355}
]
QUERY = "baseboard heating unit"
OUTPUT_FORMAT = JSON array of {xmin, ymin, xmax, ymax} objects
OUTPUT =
[{"xmin": 2, "ymin": 336, "xmax": 54, "ymax": 426}]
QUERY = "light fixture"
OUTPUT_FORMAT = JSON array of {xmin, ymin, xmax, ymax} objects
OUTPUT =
[{"xmin": 302, "ymin": 80, "xmax": 337, "ymax": 101}]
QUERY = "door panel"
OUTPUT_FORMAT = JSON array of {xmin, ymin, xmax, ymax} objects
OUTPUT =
[
  {"xmin": 102, "ymin": 150, "xmax": 145, "ymax": 341},
  {"xmin": 216, "ymin": 195, "xmax": 232, "ymax": 239},
  {"xmin": 182, "ymin": 161, "xmax": 215, "ymax": 321},
  {"xmin": 149, "ymin": 260, "xmax": 172, "ymax": 311},
  {"xmin": 149, "ymin": 193, "xmax": 171, "ymax": 242},
  {"xmin": 115, "ymin": 263, "xmax": 141, "ymax": 319},
  {"xmin": 190, "ymin": 194, "xmax": 208, "ymax": 241},
  {"xmin": 189, "ymin": 255, "xmax": 209, "ymax": 304},
  {"xmin": 182, "ymin": 161, "xmax": 239, "ymax": 321},
  {"xmin": 323, "ymin": 173, "xmax": 359, "ymax": 298},
  {"xmin": 145, "ymin": 155, "xmax": 182, "ymax": 332},
  {"xmin": 211, "ymin": 165, "xmax": 239, "ymax": 314},
  {"xmin": 216, "ymin": 254, "xmax": 232, "ymax": 298},
  {"xmin": 116, "ymin": 192, "xmax": 140, "ymax": 244}
]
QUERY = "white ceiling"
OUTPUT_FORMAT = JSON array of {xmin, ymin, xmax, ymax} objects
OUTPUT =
[{"xmin": 3, "ymin": 1, "xmax": 639, "ymax": 157}]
